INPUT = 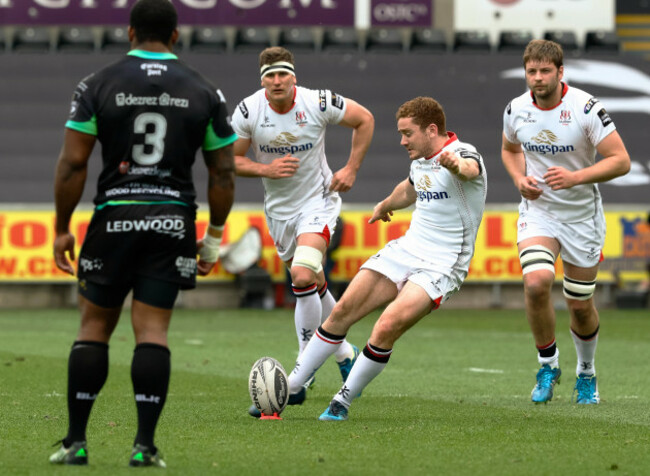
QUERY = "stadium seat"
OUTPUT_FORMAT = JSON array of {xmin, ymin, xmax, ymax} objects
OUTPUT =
[
  {"xmin": 57, "ymin": 27, "xmax": 96, "ymax": 53},
  {"xmin": 190, "ymin": 26, "xmax": 229, "ymax": 53},
  {"xmin": 498, "ymin": 30, "xmax": 533, "ymax": 53},
  {"xmin": 409, "ymin": 28, "xmax": 447, "ymax": 53},
  {"xmin": 234, "ymin": 27, "xmax": 272, "ymax": 53},
  {"xmin": 366, "ymin": 28, "xmax": 404, "ymax": 53},
  {"xmin": 321, "ymin": 27, "xmax": 360, "ymax": 53},
  {"xmin": 11, "ymin": 27, "xmax": 52, "ymax": 53},
  {"xmin": 544, "ymin": 30, "xmax": 579, "ymax": 51},
  {"xmin": 278, "ymin": 27, "xmax": 317, "ymax": 53},
  {"xmin": 102, "ymin": 26, "xmax": 130, "ymax": 53},
  {"xmin": 454, "ymin": 31, "xmax": 491, "ymax": 53},
  {"xmin": 585, "ymin": 30, "xmax": 619, "ymax": 54}
]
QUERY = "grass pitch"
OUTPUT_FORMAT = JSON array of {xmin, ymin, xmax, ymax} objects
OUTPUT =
[{"xmin": 1, "ymin": 307, "xmax": 649, "ymax": 475}]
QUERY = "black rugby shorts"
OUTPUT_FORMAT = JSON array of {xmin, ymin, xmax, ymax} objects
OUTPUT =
[{"xmin": 78, "ymin": 203, "xmax": 198, "ymax": 290}]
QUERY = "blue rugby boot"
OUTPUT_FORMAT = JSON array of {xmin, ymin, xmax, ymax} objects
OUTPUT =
[
  {"xmin": 531, "ymin": 364, "xmax": 561, "ymax": 404},
  {"xmin": 337, "ymin": 344, "xmax": 359, "ymax": 384},
  {"xmin": 318, "ymin": 400, "xmax": 349, "ymax": 421},
  {"xmin": 573, "ymin": 373, "xmax": 600, "ymax": 404}
]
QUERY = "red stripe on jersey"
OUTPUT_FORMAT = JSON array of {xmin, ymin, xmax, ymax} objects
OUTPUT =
[
  {"xmin": 531, "ymin": 82, "xmax": 568, "ymax": 111},
  {"xmin": 425, "ymin": 132, "xmax": 458, "ymax": 160},
  {"xmin": 265, "ymin": 86, "xmax": 297, "ymax": 114}
]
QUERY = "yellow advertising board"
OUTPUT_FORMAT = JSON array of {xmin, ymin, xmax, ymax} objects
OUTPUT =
[{"xmin": 0, "ymin": 207, "xmax": 648, "ymax": 283}]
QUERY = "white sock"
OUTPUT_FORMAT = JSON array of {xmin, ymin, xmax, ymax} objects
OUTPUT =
[
  {"xmin": 538, "ymin": 347, "xmax": 560, "ymax": 369},
  {"xmin": 318, "ymin": 284, "xmax": 355, "ymax": 363},
  {"xmin": 293, "ymin": 283, "xmax": 321, "ymax": 354},
  {"xmin": 288, "ymin": 328, "xmax": 342, "ymax": 394},
  {"xmin": 571, "ymin": 328, "xmax": 598, "ymax": 376},
  {"xmin": 333, "ymin": 345, "xmax": 391, "ymax": 408}
]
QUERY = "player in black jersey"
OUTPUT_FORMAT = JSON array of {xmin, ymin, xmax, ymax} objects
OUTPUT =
[{"xmin": 50, "ymin": 0, "xmax": 237, "ymax": 468}]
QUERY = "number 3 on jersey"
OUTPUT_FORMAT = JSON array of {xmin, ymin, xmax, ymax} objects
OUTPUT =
[{"xmin": 132, "ymin": 112, "xmax": 167, "ymax": 165}]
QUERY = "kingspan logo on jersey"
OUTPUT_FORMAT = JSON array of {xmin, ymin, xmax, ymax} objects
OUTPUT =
[
  {"xmin": 415, "ymin": 175, "xmax": 449, "ymax": 202},
  {"xmin": 523, "ymin": 130, "xmax": 575, "ymax": 155},
  {"xmin": 260, "ymin": 132, "xmax": 313, "ymax": 155},
  {"xmin": 106, "ymin": 216, "xmax": 186, "ymax": 239}
]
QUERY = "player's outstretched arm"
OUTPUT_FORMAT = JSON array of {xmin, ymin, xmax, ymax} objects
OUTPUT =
[
  {"xmin": 331, "ymin": 99, "xmax": 375, "ymax": 193},
  {"xmin": 439, "ymin": 150, "xmax": 480, "ymax": 181},
  {"xmin": 198, "ymin": 144, "xmax": 235, "ymax": 275},
  {"xmin": 501, "ymin": 133, "xmax": 543, "ymax": 200},
  {"xmin": 543, "ymin": 130, "xmax": 631, "ymax": 190},
  {"xmin": 369, "ymin": 179, "xmax": 416, "ymax": 224},
  {"xmin": 53, "ymin": 129, "xmax": 95, "ymax": 275}
]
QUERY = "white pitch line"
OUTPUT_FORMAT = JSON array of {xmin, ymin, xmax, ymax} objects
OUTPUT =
[{"xmin": 468, "ymin": 367, "xmax": 505, "ymax": 374}]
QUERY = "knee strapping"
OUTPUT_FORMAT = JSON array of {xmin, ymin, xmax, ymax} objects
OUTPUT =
[
  {"xmin": 563, "ymin": 276, "xmax": 596, "ymax": 301},
  {"xmin": 519, "ymin": 245, "xmax": 555, "ymax": 276},
  {"xmin": 291, "ymin": 246, "xmax": 323, "ymax": 274}
]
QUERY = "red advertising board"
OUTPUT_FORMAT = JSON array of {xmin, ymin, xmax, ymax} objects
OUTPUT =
[{"xmin": 1, "ymin": 207, "xmax": 647, "ymax": 284}]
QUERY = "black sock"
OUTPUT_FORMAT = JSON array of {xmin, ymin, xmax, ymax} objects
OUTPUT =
[
  {"xmin": 537, "ymin": 341, "xmax": 557, "ymax": 359},
  {"xmin": 64, "ymin": 340, "xmax": 109, "ymax": 446},
  {"xmin": 131, "ymin": 343, "xmax": 171, "ymax": 451}
]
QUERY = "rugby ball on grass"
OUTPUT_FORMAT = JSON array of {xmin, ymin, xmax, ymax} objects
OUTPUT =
[{"xmin": 249, "ymin": 357, "xmax": 289, "ymax": 417}]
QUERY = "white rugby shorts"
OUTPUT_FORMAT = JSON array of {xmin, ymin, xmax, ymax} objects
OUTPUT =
[
  {"xmin": 266, "ymin": 194, "xmax": 341, "ymax": 263},
  {"xmin": 361, "ymin": 238, "xmax": 463, "ymax": 306},
  {"xmin": 517, "ymin": 202, "xmax": 606, "ymax": 268}
]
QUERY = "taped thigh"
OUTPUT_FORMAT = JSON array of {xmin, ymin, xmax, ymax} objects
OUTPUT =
[
  {"xmin": 291, "ymin": 245, "xmax": 323, "ymax": 273},
  {"xmin": 519, "ymin": 245, "xmax": 556, "ymax": 276},
  {"xmin": 563, "ymin": 276, "xmax": 596, "ymax": 301}
]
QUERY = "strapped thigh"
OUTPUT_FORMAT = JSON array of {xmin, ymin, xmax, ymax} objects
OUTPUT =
[
  {"xmin": 519, "ymin": 244, "xmax": 556, "ymax": 276},
  {"xmin": 563, "ymin": 275, "xmax": 596, "ymax": 301}
]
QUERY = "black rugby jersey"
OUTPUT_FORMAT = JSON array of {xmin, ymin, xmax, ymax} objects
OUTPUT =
[{"xmin": 66, "ymin": 50, "xmax": 237, "ymax": 208}]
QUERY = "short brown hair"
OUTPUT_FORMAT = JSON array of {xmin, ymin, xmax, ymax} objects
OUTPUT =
[
  {"xmin": 259, "ymin": 46, "xmax": 295, "ymax": 68},
  {"xmin": 523, "ymin": 39, "xmax": 563, "ymax": 68},
  {"xmin": 396, "ymin": 97, "xmax": 446, "ymax": 134}
]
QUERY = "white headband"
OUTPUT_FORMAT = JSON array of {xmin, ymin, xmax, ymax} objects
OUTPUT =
[{"xmin": 260, "ymin": 61, "xmax": 296, "ymax": 79}]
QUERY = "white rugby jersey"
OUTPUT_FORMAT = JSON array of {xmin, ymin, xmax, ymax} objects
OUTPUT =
[
  {"xmin": 402, "ymin": 133, "xmax": 487, "ymax": 280},
  {"xmin": 503, "ymin": 83, "xmax": 616, "ymax": 223},
  {"xmin": 232, "ymin": 86, "xmax": 347, "ymax": 219}
]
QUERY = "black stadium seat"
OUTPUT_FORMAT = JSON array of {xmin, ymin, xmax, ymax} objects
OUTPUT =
[
  {"xmin": 190, "ymin": 27, "xmax": 229, "ymax": 53},
  {"xmin": 366, "ymin": 28, "xmax": 404, "ymax": 53},
  {"xmin": 101, "ymin": 26, "xmax": 130, "ymax": 53},
  {"xmin": 498, "ymin": 30, "xmax": 533, "ymax": 53},
  {"xmin": 57, "ymin": 26, "xmax": 96, "ymax": 53},
  {"xmin": 278, "ymin": 27, "xmax": 317, "ymax": 53},
  {"xmin": 544, "ymin": 30, "xmax": 579, "ymax": 51},
  {"xmin": 585, "ymin": 30, "xmax": 620, "ymax": 54},
  {"xmin": 321, "ymin": 27, "xmax": 360, "ymax": 53},
  {"xmin": 409, "ymin": 28, "xmax": 447, "ymax": 53},
  {"xmin": 454, "ymin": 30, "xmax": 491, "ymax": 53},
  {"xmin": 234, "ymin": 27, "xmax": 271, "ymax": 53},
  {"xmin": 12, "ymin": 27, "xmax": 52, "ymax": 53}
]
